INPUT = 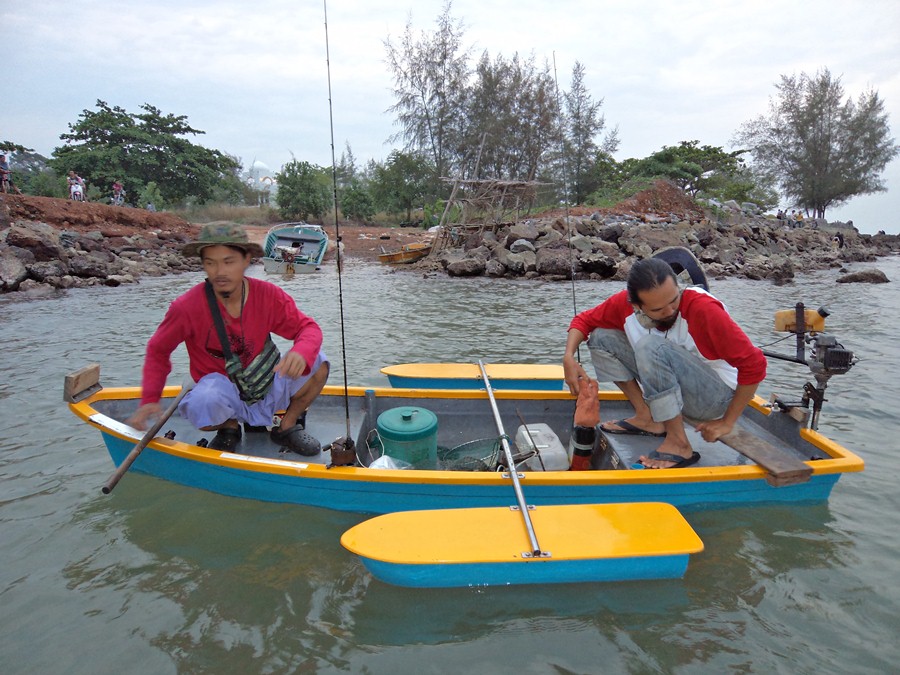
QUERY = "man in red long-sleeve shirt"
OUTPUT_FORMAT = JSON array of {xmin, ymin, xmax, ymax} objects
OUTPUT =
[
  {"xmin": 127, "ymin": 223, "xmax": 328, "ymax": 454},
  {"xmin": 563, "ymin": 257, "xmax": 766, "ymax": 468}
]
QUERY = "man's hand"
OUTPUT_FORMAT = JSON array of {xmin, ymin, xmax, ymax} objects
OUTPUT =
[
  {"xmin": 274, "ymin": 351, "xmax": 308, "ymax": 379},
  {"xmin": 127, "ymin": 403, "xmax": 163, "ymax": 431},
  {"xmin": 694, "ymin": 418, "xmax": 734, "ymax": 443},
  {"xmin": 563, "ymin": 356, "xmax": 589, "ymax": 395}
]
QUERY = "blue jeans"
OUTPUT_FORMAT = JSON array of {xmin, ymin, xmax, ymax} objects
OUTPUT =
[{"xmin": 587, "ymin": 329, "xmax": 734, "ymax": 423}]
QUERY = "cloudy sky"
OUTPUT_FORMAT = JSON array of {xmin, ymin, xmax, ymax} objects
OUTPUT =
[{"xmin": 4, "ymin": 0, "xmax": 899, "ymax": 232}]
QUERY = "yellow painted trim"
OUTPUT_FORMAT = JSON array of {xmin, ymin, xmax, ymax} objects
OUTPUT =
[
  {"xmin": 381, "ymin": 362, "xmax": 564, "ymax": 381},
  {"xmin": 69, "ymin": 385, "xmax": 862, "ymax": 485}
]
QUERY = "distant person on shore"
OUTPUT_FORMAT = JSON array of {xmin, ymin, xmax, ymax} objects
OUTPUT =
[
  {"xmin": 562, "ymin": 257, "xmax": 767, "ymax": 469},
  {"xmin": 0, "ymin": 155, "xmax": 23, "ymax": 194},
  {"xmin": 111, "ymin": 180, "xmax": 125, "ymax": 206},
  {"xmin": 126, "ymin": 223, "xmax": 329, "ymax": 455},
  {"xmin": 145, "ymin": 201, "xmax": 156, "ymax": 212},
  {"xmin": 67, "ymin": 171, "xmax": 86, "ymax": 201}
]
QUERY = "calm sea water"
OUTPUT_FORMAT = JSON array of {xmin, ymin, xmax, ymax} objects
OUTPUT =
[{"xmin": 2, "ymin": 255, "xmax": 900, "ymax": 674}]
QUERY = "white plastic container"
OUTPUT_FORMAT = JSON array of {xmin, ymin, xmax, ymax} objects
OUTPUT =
[{"xmin": 515, "ymin": 423, "xmax": 570, "ymax": 471}]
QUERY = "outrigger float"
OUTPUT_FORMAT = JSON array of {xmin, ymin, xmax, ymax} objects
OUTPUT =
[{"xmin": 67, "ymin": 302, "xmax": 862, "ymax": 587}]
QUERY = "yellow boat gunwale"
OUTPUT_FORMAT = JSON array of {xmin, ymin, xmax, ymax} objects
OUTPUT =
[
  {"xmin": 69, "ymin": 385, "xmax": 864, "ymax": 485},
  {"xmin": 381, "ymin": 362, "xmax": 564, "ymax": 381}
]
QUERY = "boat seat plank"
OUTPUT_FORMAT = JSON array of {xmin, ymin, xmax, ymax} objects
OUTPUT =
[{"xmin": 715, "ymin": 425, "xmax": 812, "ymax": 486}]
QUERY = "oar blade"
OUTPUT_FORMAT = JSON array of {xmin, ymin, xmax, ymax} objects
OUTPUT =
[{"xmin": 341, "ymin": 502, "xmax": 703, "ymax": 588}]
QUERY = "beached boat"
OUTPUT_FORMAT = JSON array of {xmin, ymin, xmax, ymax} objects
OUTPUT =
[
  {"xmin": 378, "ymin": 242, "xmax": 432, "ymax": 265},
  {"xmin": 67, "ymin": 356, "xmax": 862, "ymax": 515},
  {"xmin": 261, "ymin": 222, "xmax": 329, "ymax": 274},
  {"xmin": 382, "ymin": 362, "xmax": 565, "ymax": 390}
]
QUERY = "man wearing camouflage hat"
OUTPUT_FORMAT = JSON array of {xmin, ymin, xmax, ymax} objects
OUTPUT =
[{"xmin": 127, "ymin": 223, "xmax": 328, "ymax": 454}]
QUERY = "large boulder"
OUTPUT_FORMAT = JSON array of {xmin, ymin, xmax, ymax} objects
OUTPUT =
[
  {"xmin": 836, "ymin": 269, "xmax": 890, "ymax": 284},
  {"xmin": 579, "ymin": 252, "xmax": 618, "ymax": 277},
  {"xmin": 5, "ymin": 221, "xmax": 69, "ymax": 262},
  {"xmin": 446, "ymin": 256, "xmax": 486, "ymax": 277},
  {"xmin": 536, "ymin": 247, "xmax": 576, "ymax": 277},
  {"xmin": 27, "ymin": 259, "xmax": 69, "ymax": 282},
  {"xmin": 503, "ymin": 222, "xmax": 540, "ymax": 247},
  {"xmin": 0, "ymin": 251, "xmax": 28, "ymax": 290}
]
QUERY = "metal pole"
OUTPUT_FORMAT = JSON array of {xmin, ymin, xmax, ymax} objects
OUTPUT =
[{"xmin": 478, "ymin": 360, "xmax": 545, "ymax": 558}]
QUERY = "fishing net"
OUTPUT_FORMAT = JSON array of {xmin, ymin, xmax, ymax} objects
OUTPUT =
[{"xmin": 438, "ymin": 438, "xmax": 502, "ymax": 471}]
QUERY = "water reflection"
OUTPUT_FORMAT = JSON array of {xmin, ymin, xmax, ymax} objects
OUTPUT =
[{"xmin": 5, "ymin": 254, "xmax": 900, "ymax": 673}]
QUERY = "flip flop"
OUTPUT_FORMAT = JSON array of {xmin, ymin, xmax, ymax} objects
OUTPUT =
[
  {"xmin": 600, "ymin": 419, "xmax": 666, "ymax": 437},
  {"xmin": 270, "ymin": 424, "xmax": 321, "ymax": 456},
  {"xmin": 640, "ymin": 450, "xmax": 700, "ymax": 469}
]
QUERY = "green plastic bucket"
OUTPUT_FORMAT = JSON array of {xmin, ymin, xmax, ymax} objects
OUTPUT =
[{"xmin": 376, "ymin": 406, "xmax": 438, "ymax": 469}]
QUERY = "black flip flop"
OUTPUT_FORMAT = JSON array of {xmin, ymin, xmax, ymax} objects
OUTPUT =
[
  {"xmin": 640, "ymin": 450, "xmax": 701, "ymax": 469},
  {"xmin": 601, "ymin": 419, "xmax": 666, "ymax": 437}
]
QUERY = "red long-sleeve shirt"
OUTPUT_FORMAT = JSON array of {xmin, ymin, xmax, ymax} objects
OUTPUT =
[
  {"xmin": 569, "ymin": 288, "xmax": 766, "ymax": 388},
  {"xmin": 140, "ymin": 277, "xmax": 323, "ymax": 404}
]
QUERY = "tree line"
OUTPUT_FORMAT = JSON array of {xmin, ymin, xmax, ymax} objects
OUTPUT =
[{"xmin": 2, "ymin": 3, "xmax": 896, "ymax": 223}]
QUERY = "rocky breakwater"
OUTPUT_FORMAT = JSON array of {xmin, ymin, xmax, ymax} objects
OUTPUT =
[
  {"xmin": 431, "ymin": 181, "xmax": 899, "ymax": 283},
  {"xmin": 0, "ymin": 194, "xmax": 201, "ymax": 298}
]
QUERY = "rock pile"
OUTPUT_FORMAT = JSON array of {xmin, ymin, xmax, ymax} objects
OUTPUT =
[
  {"xmin": 1, "ymin": 194, "xmax": 200, "ymax": 298},
  {"xmin": 429, "ymin": 182, "xmax": 898, "ymax": 283}
]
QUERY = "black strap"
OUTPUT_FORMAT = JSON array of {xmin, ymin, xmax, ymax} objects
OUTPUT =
[{"xmin": 205, "ymin": 280, "xmax": 236, "ymax": 362}]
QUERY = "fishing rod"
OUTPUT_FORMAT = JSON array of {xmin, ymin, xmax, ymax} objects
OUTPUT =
[
  {"xmin": 322, "ymin": 0, "xmax": 355, "ymax": 466},
  {"xmin": 552, "ymin": 52, "xmax": 579, "ymax": 325}
]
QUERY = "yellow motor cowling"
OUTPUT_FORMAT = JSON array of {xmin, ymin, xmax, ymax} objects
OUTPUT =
[{"xmin": 774, "ymin": 308, "xmax": 826, "ymax": 333}]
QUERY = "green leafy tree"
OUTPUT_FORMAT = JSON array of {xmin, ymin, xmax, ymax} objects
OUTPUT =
[
  {"xmin": 626, "ymin": 141, "xmax": 747, "ymax": 197},
  {"xmin": 562, "ymin": 61, "xmax": 619, "ymax": 203},
  {"xmin": 28, "ymin": 170, "xmax": 67, "ymax": 198},
  {"xmin": 138, "ymin": 181, "xmax": 165, "ymax": 210},
  {"xmin": 275, "ymin": 160, "xmax": 330, "ymax": 221},
  {"xmin": 336, "ymin": 142, "xmax": 358, "ymax": 189},
  {"xmin": 384, "ymin": 1, "xmax": 470, "ymax": 188},
  {"xmin": 340, "ymin": 181, "xmax": 375, "ymax": 221},
  {"xmin": 734, "ymin": 68, "xmax": 899, "ymax": 218},
  {"xmin": 50, "ymin": 100, "xmax": 239, "ymax": 206},
  {"xmin": 462, "ymin": 51, "xmax": 559, "ymax": 181},
  {"xmin": 370, "ymin": 151, "xmax": 433, "ymax": 221}
]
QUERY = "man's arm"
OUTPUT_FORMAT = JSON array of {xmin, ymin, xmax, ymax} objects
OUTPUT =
[{"xmin": 562, "ymin": 328, "xmax": 589, "ymax": 394}]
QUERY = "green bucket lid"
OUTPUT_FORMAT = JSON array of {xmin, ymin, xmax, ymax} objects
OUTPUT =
[{"xmin": 376, "ymin": 406, "xmax": 438, "ymax": 441}]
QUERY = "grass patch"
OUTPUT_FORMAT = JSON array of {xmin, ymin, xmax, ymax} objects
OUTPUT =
[
  {"xmin": 173, "ymin": 203, "xmax": 281, "ymax": 225},
  {"xmin": 586, "ymin": 177, "xmax": 660, "ymax": 209}
]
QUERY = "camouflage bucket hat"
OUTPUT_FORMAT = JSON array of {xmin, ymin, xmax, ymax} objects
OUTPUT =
[{"xmin": 182, "ymin": 222, "xmax": 264, "ymax": 258}]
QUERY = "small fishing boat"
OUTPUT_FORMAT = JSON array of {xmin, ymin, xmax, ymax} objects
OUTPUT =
[
  {"xmin": 378, "ymin": 241, "xmax": 432, "ymax": 265},
  {"xmin": 261, "ymin": 222, "xmax": 329, "ymax": 274},
  {"xmin": 67, "ymin": 321, "xmax": 863, "ymax": 515},
  {"xmin": 381, "ymin": 362, "xmax": 565, "ymax": 390}
]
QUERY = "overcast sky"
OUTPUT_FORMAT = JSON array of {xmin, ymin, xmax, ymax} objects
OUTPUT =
[{"xmin": 4, "ymin": 0, "xmax": 899, "ymax": 233}]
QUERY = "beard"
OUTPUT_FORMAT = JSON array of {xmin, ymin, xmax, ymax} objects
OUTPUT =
[{"xmin": 635, "ymin": 310, "xmax": 678, "ymax": 332}]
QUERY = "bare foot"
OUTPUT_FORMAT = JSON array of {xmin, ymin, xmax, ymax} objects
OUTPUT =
[{"xmin": 574, "ymin": 377, "xmax": 600, "ymax": 427}]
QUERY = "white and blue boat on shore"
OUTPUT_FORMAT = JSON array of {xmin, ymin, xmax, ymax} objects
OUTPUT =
[{"xmin": 261, "ymin": 222, "xmax": 329, "ymax": 274}]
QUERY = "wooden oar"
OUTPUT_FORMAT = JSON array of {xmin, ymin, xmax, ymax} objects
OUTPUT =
[
  {"xmin": 477, "ymin": 360, "xmax": 546, "ymax": 558},
  {"xmin": 101, "ymin": 380, "xmax": 194, "ymax": 494}
]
